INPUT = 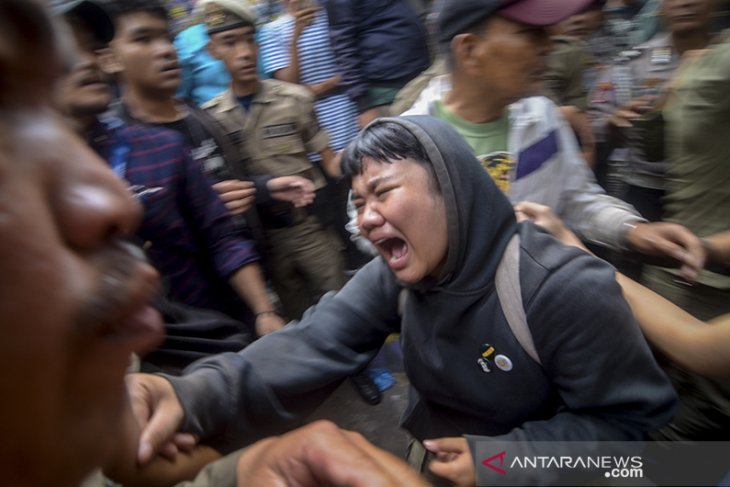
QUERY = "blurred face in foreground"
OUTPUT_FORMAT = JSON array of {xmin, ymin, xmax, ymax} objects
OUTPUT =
[{"xmin": 0, "ymin": 2, "xmax": 163, "ymax": 485}]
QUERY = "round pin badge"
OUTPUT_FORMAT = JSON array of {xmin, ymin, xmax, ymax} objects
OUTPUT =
[{"xmin": 494, "ymin": 354, "xmax": 513, "ymax": 372}]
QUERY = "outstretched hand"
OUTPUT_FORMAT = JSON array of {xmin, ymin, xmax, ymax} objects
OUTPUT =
[
  {"xmin": 267, "ymin": 176, "xmax": 316, "ymax": 208},
  {"xmin": 423, "ymin": 436, "xmax": 475, "ymax": 487},
  {"xmin": 624, "ymin": 222, "xmax": 705, "ymax": 282},
  {"xmin": 213, "ymin": 179, "xmax": 256, "ymax": 215},
  {"xmin": 514, "ymin": 201, "xmax": 584, "ymax": 249},
  {"xmin": 236, "ymin": 420, "xmax": 431, "ymax": 487}
]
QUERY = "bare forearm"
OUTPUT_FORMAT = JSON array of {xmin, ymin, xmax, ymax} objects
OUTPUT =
[
  {"xmin": 616, "ymin": 273, "xmax": 730, "ymax": 377},
  {"xmin": 230, "ymin": 263, "xmax": 275, "ymax": 315},
  {"xmin": 307, "ymin": 75, "xmax": 341, "ymax": 98},
  {"xmin": 107, "ymin": 447, "xmax": 222, "ymax": 487},
  {"xmin": 705, "ymin": 230, "xmax": 730, "ymax": 264}
]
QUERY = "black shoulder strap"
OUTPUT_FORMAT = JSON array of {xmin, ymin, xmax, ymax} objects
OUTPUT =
[{"xmin": 184, "ymin": 101, "xmax": 247, "ymax": 180}]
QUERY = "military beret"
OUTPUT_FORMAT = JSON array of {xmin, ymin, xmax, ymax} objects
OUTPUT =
[{"xmin": 198, "ymin": 0, "xmax": 256, "ymax": 35}]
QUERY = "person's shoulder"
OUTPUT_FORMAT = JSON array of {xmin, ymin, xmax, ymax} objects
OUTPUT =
[
  {"xmin": 510, "ymin": 95, "xmax": 560, "ymax": 121},
  {"xmin": 518, "ymin": 224, "xmax": 617, "ymax": 297},
  {"xmin": 264, "ymin": 79, "xmax": 314, "ymax": 102},
  {"xmin": 202, "ymin": 91, "xmax": 228, "ymax": 111}
]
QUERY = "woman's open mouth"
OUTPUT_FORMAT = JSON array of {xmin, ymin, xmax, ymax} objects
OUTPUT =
[{"xmin": 376, "ymin": 237, "xmax": 409, "ymax": 268}]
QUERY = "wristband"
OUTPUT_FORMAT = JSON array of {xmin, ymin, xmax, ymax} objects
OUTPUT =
[{"xmin": 255, "ymin": 310, "xmax": 277, "ymax": 318}]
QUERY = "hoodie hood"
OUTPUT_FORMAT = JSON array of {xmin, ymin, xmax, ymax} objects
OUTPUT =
[{"xmin": 368, "ymin": 116, "xmax": 517, "ymax": 295}]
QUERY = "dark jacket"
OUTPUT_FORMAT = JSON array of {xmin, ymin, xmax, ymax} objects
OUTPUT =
[
  {"xmin": 325, "ymin": 0, "xmax": 429, "ymax": 105},
  {"xmin": 167, "ymin": 116, "xmax": 676, "ymax": 475}
]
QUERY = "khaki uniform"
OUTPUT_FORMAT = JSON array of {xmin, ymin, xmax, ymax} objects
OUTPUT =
[
  {"xmin": 204, "ymin": 79, "xmax": 344, "ymax": 319},
  {"xmin": 543, "ymin": 36, "xmax": 592, "ymax": 112}
]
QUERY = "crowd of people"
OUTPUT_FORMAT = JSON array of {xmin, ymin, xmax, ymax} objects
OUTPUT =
[{"xmin": 2, "ymin": 0, "xmax": 729, "ymax": 485}]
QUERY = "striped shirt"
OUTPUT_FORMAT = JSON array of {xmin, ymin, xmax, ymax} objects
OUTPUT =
[
  {"xmin": 89, "ymin": 119, "xmax": 259, "ymax": 323},
  {"xmin": 261, "ymin": 9, "xmax": 359, "ymax": 153}
]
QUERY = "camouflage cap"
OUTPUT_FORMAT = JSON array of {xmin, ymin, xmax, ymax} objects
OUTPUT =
[{"xmin": 199, "ymin": 0, "xmax": 256, "ymax": 35}]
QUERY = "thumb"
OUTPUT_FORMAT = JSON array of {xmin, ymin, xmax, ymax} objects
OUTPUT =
[{"xmin": 137, "ymin": 399, "xmax": 183, "ymax": 464}]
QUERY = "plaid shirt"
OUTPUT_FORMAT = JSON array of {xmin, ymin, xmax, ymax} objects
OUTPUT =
[{"xmin": 89, "ymin": 118, "xmax": 259, "ymax": 321}]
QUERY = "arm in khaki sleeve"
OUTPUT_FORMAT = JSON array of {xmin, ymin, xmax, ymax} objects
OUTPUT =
[{"xmin": 298, "ymin": 92, "xmax": 330, "ymax": 155}]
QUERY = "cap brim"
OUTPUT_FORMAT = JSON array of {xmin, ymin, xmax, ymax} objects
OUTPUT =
[
  {"xmin": 59, "ymin": 0, "xmax": 115, "ymax": 44},
  {"xmin": 500, "ymin": 0, "xmax": 593, "ymax": 26}
]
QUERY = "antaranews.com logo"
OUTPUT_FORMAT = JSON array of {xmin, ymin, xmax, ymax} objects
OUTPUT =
[{"xmin": 482, "ymin": 450, "xmax": 644, "ymax": 479}]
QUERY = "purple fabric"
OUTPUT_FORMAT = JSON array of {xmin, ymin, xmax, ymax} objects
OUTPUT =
[
  {"xmin": 89, "ymin": 119, "xmax": 259, "ymax": 321},
  {"xmin": 515, "ymin": 129, "xmax": 558, "ymax": 180}
]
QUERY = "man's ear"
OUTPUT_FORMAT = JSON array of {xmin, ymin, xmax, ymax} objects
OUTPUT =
[
  {"xmin": 98, "ymin": 46, "xmax": 122, "ymax": 75},
  {"xmin": 206, "ymin": 40, "xmax": 221, "ymax": 60},
  {"xmin": 451, "ymin": 32, "xmax": 482, "ymax": 76}
]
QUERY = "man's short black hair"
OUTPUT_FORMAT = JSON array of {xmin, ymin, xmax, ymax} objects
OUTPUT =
[{"xmin": 102, "ymin": 0, "xmax": 168, "ymax": 25}]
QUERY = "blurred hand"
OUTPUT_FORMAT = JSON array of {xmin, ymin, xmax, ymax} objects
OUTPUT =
[
  {"xmin": 624, "ymin": 222, "xmax": 706, "ymax": 282},
  {"xmin": 254, "ymin": 312, "xmax": 286, "ymax": 337},
  {"xmin": 126, "ymin": 374, "xmax": 191, "ymax": 465},
  {"xmin": 423, "ymin": 437, "xmax": 475, "ymax": 487},
  {"xmin": 103, "ymin": 391, "xmax": 220, "ymax": 487},
  {"xmin": 267, "ymin": 176, "xmax": 315, "ymax": 207},
  {"xmin": 514, "ymin": 201, "xmax": 585, "ymax": 250},
  {"xmin": 213, "ymin": 180, "xmax": 256, "ymax": 215},
  {"xmin": 608, "ymin": 95, "xmax": 656, "ymax": 129},
  {"xmin": 292, "ymin": 2, "xmax": 316, "ymax": 37},
  {"xmin": 235, "ymin": 420, "xmax": 431, "ymax": 487}
]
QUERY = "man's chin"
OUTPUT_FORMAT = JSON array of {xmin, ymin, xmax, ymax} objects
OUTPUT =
[{"xmin": 70, "ymin": 101, "xmax": 112, "ymax": 118}]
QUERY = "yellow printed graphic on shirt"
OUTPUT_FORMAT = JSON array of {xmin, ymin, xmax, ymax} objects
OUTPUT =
[{"xmin": 478, "ymin": 151, "xmax": 515, "ymax": 194}]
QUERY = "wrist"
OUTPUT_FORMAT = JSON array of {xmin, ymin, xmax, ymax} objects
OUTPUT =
[
  {"xmin": 701, "ymin": 238, "xmax": 717, "ymax": 264},
  {"xmin": 621, "ymin": 221, "xmax": 639, "ymax": 250},
  {"xmin": 255, "ymin": 310, "xmax": 277, "ymax": 319}
]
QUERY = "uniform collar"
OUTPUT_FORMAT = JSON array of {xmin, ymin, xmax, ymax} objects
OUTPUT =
[{"xmin": 218, "ymin": 81, "xmax": 276, "ymax": 112}]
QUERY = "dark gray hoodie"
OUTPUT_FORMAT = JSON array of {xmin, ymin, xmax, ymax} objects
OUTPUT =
[{"xmin": 167, "ymin": 116, "xmax": 676, "ymax": 473}]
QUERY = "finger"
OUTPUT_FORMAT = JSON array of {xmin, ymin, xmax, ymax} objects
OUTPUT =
[
  {"xmin": 219, "ymin": 188, "xmax": 256, "ymax": 203},
  {"xmin": 422, "ymin": 437, "xmax": 467, "ymax": 454},
  {"xmin": 159, "ymin": 441, "xmax": 179, "ymax": 461},
  {"xmin": 225, "ymin": 197, "xmax": 255, "ymax": 215},
  {"xmin": 126, "ymin": 375, "xmax": 152, "ymax": 431},
  {"xmin": 137, "ymin": 406, "xmax": 183, "ymax": 465},
  {"xmin": 173, "ymin": 433, "xmax": 198, "ymax": 452},
  {"xmin": 213, "ymin": 180, "xmax": 254, "ymax": 193},
  {"xmin": 514, "ymin": 201, "xmax": 548, "ymax": 218}
]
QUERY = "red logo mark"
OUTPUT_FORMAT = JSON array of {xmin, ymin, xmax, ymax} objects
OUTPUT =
[{"xmin": 482, "ymin": 451, "xmax": 507, "ymax": 475}]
